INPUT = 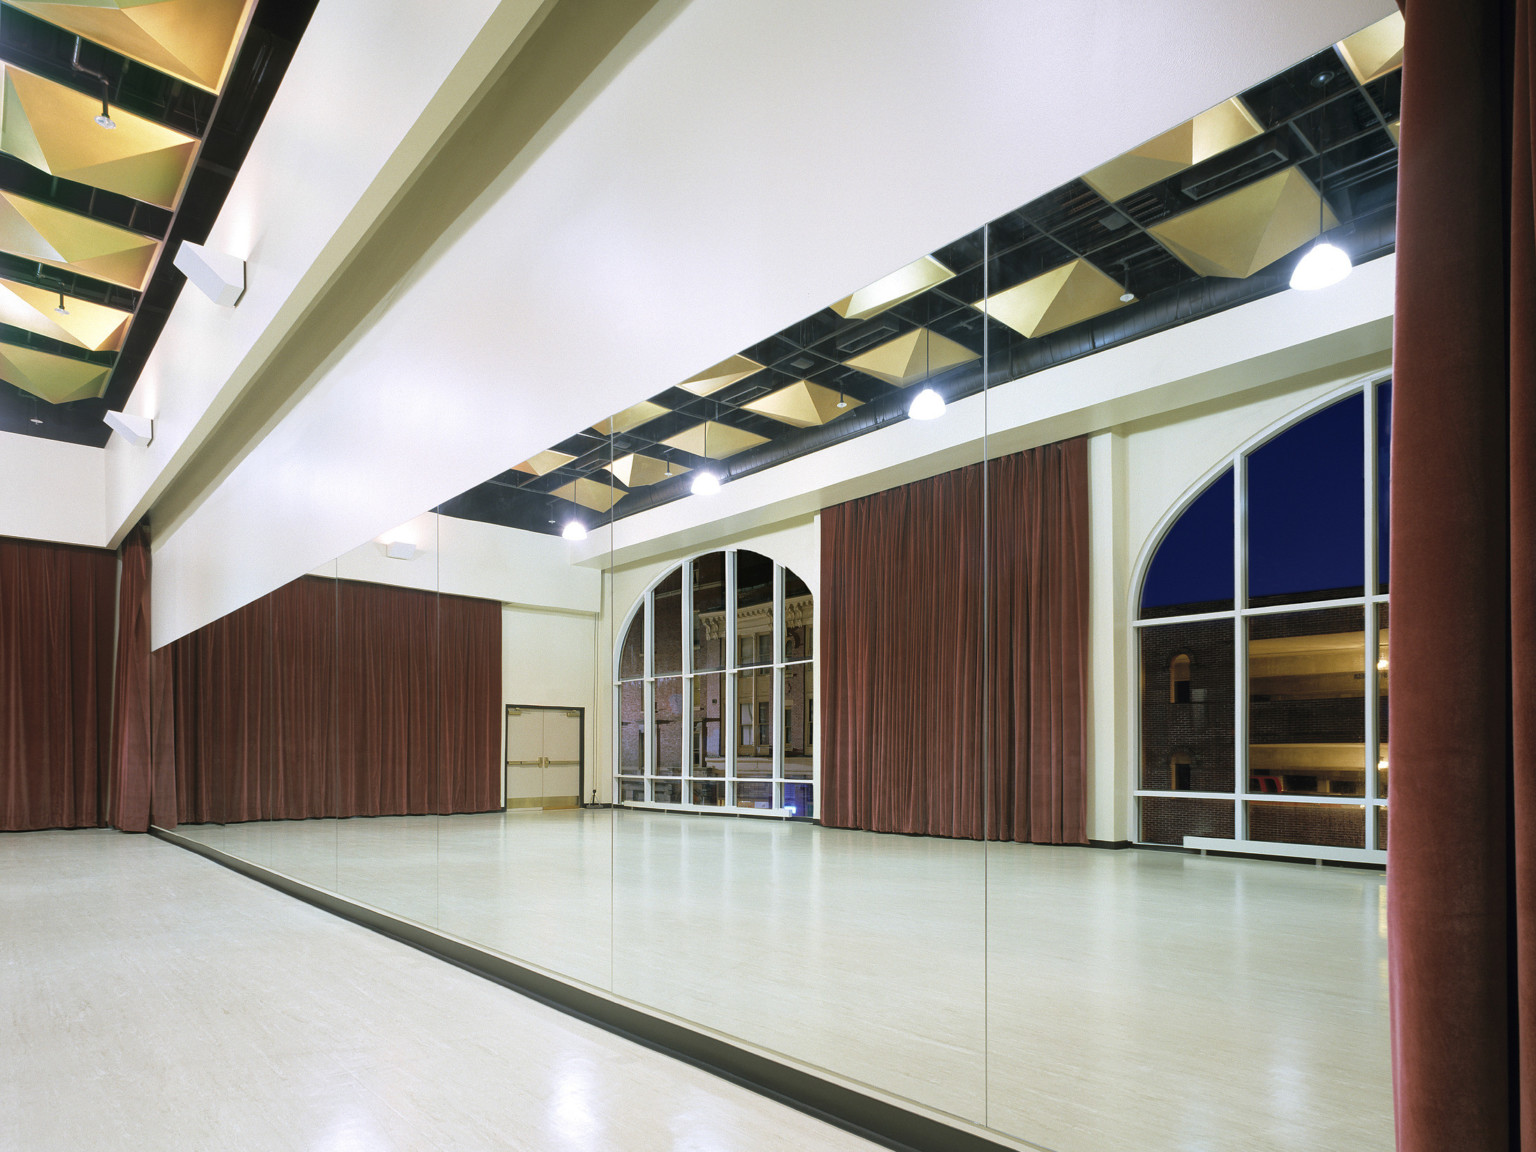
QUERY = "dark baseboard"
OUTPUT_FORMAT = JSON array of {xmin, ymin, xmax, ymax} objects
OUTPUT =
[
  {"xmin": 1087, "ymin": 839, "xmax": 1133, "ymax": 850},
  {"xmin": 151, "ymin": 826, "xmax": 1030, "ymax": 1152}
]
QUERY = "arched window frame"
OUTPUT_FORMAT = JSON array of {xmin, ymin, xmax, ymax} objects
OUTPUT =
[
  {"xmin": 613, "ymin": 548, "xmax": 817, "ymax": 818},
  {"xmin": 1128, "ymin": 374, "xmax": 1391, "ymax": 859}
]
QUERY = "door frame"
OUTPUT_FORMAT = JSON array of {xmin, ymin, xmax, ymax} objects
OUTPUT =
[{"xmin": 504, "ymin": 704, "xmax": 586, "ymax": 809}]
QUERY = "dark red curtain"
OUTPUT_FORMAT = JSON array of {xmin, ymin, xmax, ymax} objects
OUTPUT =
[
  {"xmin": 1388, "ymin": 0, "xmax": 1535, "ymax": 1148},
  {"xmin": 820, "ymin": 439, "xmax": 1088, "ymax": 843},
  {"xmin": 0, "ymin": 536, "xmax": 116, "ymax": 831},
  {"xmin": 165, "ymin": 576, "xmax": 501, "ymax": 825},
  {"xmin": 107, "ymin": 524, "xmax": 152, "ymax": 832}
]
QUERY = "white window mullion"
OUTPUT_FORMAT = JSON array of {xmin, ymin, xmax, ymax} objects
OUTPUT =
[
  {"xmin": 725, "ymin": 551, "xmax": 738, "ymax": 808},
  {"xmin": 1233, "ymin": 450, "xmax": 1249, "ymax": 842},
  {"xmin": 1362, "ymin": 385, "xmax": 1380, "ymax": 848}
]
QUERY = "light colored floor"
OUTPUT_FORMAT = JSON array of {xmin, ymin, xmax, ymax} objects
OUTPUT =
[
  {"xmin": 175, "ymin": 811, "xmax": 1394, "ymax": 1152},
  {"xmin": 0, "ymin": 829, "xmax": 879, "ymax": 1152}
]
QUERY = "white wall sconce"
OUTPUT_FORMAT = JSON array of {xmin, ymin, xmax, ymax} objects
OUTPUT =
[
  {"xmin": 174, "ymin": 240, "xmax": 246, "ymax": 306},
  {"xmin": 103, "ymin": 410, "xmax": 153, "ymax": 446},
  {"xmin": 384, "ymin": 540, "xmax": 417, "ymax": 560}
]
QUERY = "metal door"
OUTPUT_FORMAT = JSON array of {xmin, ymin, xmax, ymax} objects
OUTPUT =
[{"xmin": 504, "ymin": 706, "xmax": 584, "ymax": 810}]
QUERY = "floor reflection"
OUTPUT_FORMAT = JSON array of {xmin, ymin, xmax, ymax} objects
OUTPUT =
[{"xmin": 175, "ymin": 811, "xmax": 1392, "ymax": 1151}]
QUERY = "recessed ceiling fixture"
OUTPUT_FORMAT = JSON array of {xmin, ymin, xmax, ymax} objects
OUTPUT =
[
  {"xmin": 908, "ymin": 387, "xmax": 945, "ymax": 420},
  {"xmin": 1290, "ymin": 178, "xmax": 1353, "ymax": 291},
  {"xmin": 562, "ymin": 520, "xmax": 588, "ymax": 541}
]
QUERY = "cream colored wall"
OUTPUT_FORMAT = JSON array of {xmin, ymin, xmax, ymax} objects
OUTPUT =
[
  {"xmin": 0, "ymin": 432, "xmax": 107, "ymax": 548},
  {"xmin": 502, "ymin": 604, "xmax": 601, "ymax": 805}
]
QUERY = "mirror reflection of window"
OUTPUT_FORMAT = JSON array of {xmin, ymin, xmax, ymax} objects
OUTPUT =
[{"xmin": 1170, "ymin": 654, "xmax": 1192, "ymax": 703}]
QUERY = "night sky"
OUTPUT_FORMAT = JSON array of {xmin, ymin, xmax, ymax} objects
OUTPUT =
[{"xmin": 1141, "ymin": 386, "xmax": 1390, "ymax": 615}]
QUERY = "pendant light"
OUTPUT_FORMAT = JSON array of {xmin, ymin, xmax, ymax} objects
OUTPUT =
[
  {"xmin": 906, "ymin": 327, "xmax": 945, "ymax": 420},
  {"xmin": 690, "ymin": 414, "xmax": 720, "ymax": 495},
  {"xmin": 1290, "ymin": 175, "xmax": 1352, "ymax": 291},
  {"xmin": 54, "ymin": 292, "xmax": 68, "ymax": 316},
  {"xmin": 94, "ymin": 79, "xmax": 115, "ymax": 130},
  {"xmin": 561, "ymin": 521, "xmax": 588, "ymax": 541}
]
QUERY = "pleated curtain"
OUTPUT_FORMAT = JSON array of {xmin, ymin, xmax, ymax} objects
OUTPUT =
[{"xmin": 820, "ymin": 438, "xmax": 1088, "ymax": 844}]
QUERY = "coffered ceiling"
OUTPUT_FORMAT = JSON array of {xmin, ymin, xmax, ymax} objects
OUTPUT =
[
  {"xmin": 0, "ymin": 0, "xmax": 315, "ymax": 444},
  {"xmin": 443, "ymin": 12, "xmax": 1403, "ymax": 537}
]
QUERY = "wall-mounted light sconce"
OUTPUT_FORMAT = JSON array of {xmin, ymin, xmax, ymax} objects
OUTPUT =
[
  {"xmin": 174, "ymin": 240, "xmax": 246, "ymax": 306},
  {"xmin": 103, "ymin": 409, "xmax": 152, "ymax": 446}
]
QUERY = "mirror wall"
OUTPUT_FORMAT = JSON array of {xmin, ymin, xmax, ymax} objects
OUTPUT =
[{"xmin": 160, "ymin": 17, "xmax": 1400, "ymax": 1151}]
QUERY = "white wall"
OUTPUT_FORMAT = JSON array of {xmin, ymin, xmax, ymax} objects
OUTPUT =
[
  {"xmin": 149, "ymin": 0, "xmax": 1392, "ymax": 647},
  {"xmin": 502, "ymin": 605, "xmax": 601, "ymax": 803},
  {"xmin": 0, "ymin": 432, "xmax": 107, "ymax": 548}
]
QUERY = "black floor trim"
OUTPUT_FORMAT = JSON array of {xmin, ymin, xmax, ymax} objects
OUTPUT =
[{"xmin": 152, "ymin": 826, "xmax": 1038, "ymax": 1152}]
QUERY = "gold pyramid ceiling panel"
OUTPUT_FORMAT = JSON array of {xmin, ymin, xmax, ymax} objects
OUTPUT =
[
  {"xmin": 0, "ymin": 341, "xmax": 110, "ymax": 403},
  {"xmin": 0, "ymin": 190, "xmax": 158, "ymax": 289},
  {"xmin": 552, "ymin": 477, "xmax": 625, "ymax": 513},
  {"xmin": 679, "ymin": 354, "xmax": 762, "ymax": 397},
  {"xmin": 607, "ymin": 452, "xmax": 688, "ymax": 487},
  {"xmin": 10, "ymin": 0, "xmax": 255, "ymax": 94},
  {"xmin": 592, "ymin": 399, "xmax": 668, "ymax": 436},
  {"xmin": 1, "ymin": 65, "xmax": 198, "ymax": 209},
  {"xmin": 1337, "ymin": 13, "xmax": 1404, "ymax": 86},
  {"xmin": 0, "ymin": 278, "xmax": 131, "ymax": 351},
  {"xmin": 1148, "ymin": 167, "xmax": 1338, "ymax": 279},
  {"xmin": 743, "ymin": 379, "xmax": 861, "ymax": 428},
  {"xmin": 661, "ymin": 420, "xmax": 768, "ymax": 460},
  {"xmin": 843, "ymin": 327, "xmax": 977, "ymax": 387},
  {"xmin": 511, "ymin": 449, "xmax": 575, "ymax": 477},
  {"xmin": 1083, "ymin": 98, "xmax": 1263, "ymax": 203},
  {"xmin": 980, "ymin": 259, "xmax": 1129, "ymax": 340},
  {"xmin": 831, "ymin": 255, "xmax": 953, "ymax": 322}
]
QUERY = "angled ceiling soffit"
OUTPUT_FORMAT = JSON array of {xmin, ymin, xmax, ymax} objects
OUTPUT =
[
  {"xmin": 592, "ymin": 399, "xmax": 669, "ymax": 436},
  {"xmin": 511, "ymin": 449, "xmax": 575, "ymax": 476},
  {"xmin": 1148, "ymin": 166, "xmax": 1338, "ymax": 279},
  {"xmin": 679, "ymin": 353, "xmax": 763, "ymax": 397},
  {"xmin": 607, "ymin": 452, "xmax": 687, "ymax": 487},
  {"xmin": 8, "ymin": 0, "xmax": 257, "ymax": 94},
  {"xmin": 0, "ymin": 340, "xmax": 110, "ymax": 402},
  {"xmin": 1, "ymin": 64, "xmax": 198, "ymax": 208},
  {"xmin": 552, "ymin": 476, "xmax": 625, "ymax": 512},
  {"xmin": 981, "ymin": 258, "xmax": 1130, "ymax": 340},
  {"xmin": 0, "ymin": 277, "xmax": 131, "ymax": 351},
  {"xmin": 1337, "ymin": 12, "xmax": 1405, "ymax": 86},
  {"xmin": 0, "ymin": 189, "xmax": 159, "ymax": 289},
  {"xmin": 1083, "ymin": 97, "xmax": 1263, "ymax": 203},
  {"xmin": 660, "ymin": 419, "xmax": 768, "ymax": 460},
  {"xmin": 830, "ymin": 255, "xmax": 954, "ymax": 321},
  {"xmin": 742, "ymin": 379, "xmax": 862, "ymax": 428},
  {"xmin": 843, "ymin": 326, "xmax": 977, "ymax": 387}
]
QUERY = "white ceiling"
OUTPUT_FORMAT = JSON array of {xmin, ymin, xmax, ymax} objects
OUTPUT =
[{"xmin": 150, "ymin": 0, "xmax": 1394, "ymax": 646}]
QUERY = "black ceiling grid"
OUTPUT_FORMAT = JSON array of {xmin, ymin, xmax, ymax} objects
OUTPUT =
[
  {"xmin": 0, "ymin": 0, "xmax": 320, "ymax": 445},
  {"xmin": 445, "ymin": 36, "xmax": 1401, "ymax": 538}
]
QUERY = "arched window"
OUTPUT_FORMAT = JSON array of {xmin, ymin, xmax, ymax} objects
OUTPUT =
[
  {"xmin": 615, "ymin": 550, "xmax": 815, "ymax": 817},
  {"xmin": 1169, "ymin": 655, "xmax": 1191, "ymax": 704},
  {"xmin": 1134, "ymin": 380, "xmax": 1391, "ymax": 857}
]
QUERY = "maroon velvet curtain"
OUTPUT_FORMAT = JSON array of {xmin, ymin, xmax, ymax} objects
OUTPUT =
[
  {"xmin": 165, "ymin": 575, "xmax": 500, "ymax": 825},
  {"xmin": 820, "ymin": 439, "xmax": 1088, "ymax": 843},
  {"xmin": 1388, "ymin": 0, "xmax": 1535, "ymax": 1148},
  {"xmin": 0, "ymin": 536, "xmax": 116, "ymax": 831},
  {"xmin": 107, "ymin": 524, "xmax": 152, "ymax": 832},
  {"xmin": 987, "ymin": 440, "xmax": 1089, "ymax": 844}
]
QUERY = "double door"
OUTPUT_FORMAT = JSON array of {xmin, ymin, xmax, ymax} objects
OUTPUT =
[{"xmin": 505, "ymin": 706, "xmax": 583, "ymax": 810}]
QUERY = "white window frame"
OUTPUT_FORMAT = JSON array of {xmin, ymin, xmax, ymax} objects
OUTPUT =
[
  {"xmin": 613, "ymin": 549, "xmax": 817, "ymax": 819},
  {"xmin": 1127, "ymin": 374, "xmax": 1391, "ymax": 863}
]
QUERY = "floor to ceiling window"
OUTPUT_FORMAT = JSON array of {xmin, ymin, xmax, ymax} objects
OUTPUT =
[
  {"xmin": 1136, "ymin": 379, "xmax": 1391, "ymax": 856},
  {"xmin": 616, "ymin": 550, "xmax": 815, "ymax": 816}
]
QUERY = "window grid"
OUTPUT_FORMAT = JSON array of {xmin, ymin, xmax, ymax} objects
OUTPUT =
[
  {"xmin": 1133, "ymin": 380, "xmax": 1389, "ymax": 855},
  {"xmin": 615, "ymin": 550, "xmax": 815, "ymax": 818}
]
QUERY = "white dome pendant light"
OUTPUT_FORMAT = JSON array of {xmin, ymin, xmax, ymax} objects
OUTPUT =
[
  {"xmin": 1291, "ymin": 174, "xmax": 1352, "ymax": 291},
  {"xmin": 906, "ymin": 327, "xmax": 946, "ymax": 420},
  {"xmin": 690, "ymin": 413, "xmax": 721, "ymax": 496},
  {"xmin": 561, "ymin": 520, "xmax": 588, "ymax": 541}
]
